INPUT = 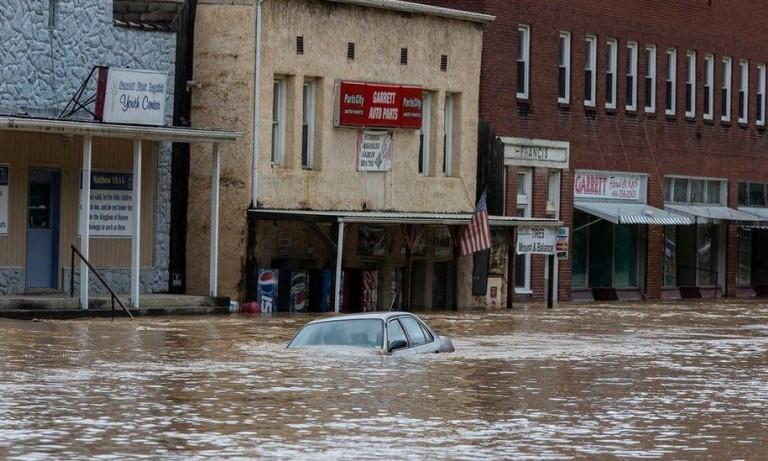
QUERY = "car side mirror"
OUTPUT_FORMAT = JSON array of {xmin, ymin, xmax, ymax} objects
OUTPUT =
[{"xmin": 388, "ymin": 339, "xmax": 407, "ymax": 352}]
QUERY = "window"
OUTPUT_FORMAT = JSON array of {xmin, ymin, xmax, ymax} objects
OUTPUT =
[
  {"xmin": 442, "ymin": 93, "xmax": 454, "ymax": 176},
  {"xmin": 387, "ymin": 320, "xmax": 408, "ymax": 348},
  {"xmin": 626, "ymin": 41, "xmax": 638, "ymax": 111},
  {"xmin": 584, "ymin": 35, "xmax": 597, "ymax": 106},
  {"xmin": 419, "ymin": 92, "xmax": 432, "ymax": 175},
  {"xmin": 666, "ymin": 49, "xmax": 677, "ymax": 115},
  {"xmin": 739, "ymin": 60, "xmax": 749, "ymax": 123},
  {"xmin": 664, "ymin": 177, "xmax": 726, "ymax": 205},
  {"xmin": 558, "ymin": 32, "xmax": 571, "ymax": 103},
  {"xmin": 685, "ymin": 51, "xmax": 696, "ymax": 117},
  {"xmin": 757, "ymin": 65, "xmax": 766, "ymax": 126},
  {"xmin": 301, "ymin": 80, "xmax": 316, "ymax": 169},
  {"xmin": 739, "ymin": 182, "xmax": 768, "ymax": 206},
  {"xmin": 515, "ymin": 169, "xmax": 532, "ymax": 293},
  {"xmin": 605, "ymin": 39, "xmax": 618, "ymax": 109},
  {"xmin": 722, "ymin": 57, "xmax": 732, "ymax": 122},
  {"xmin": 704, "ymin": 54, "xmax": 714, "ymax": 120},
  {"xmin": 400, "ymin": 316, "xmax": 428, "ymax": 346},
  {"xmin": 271, "ymin": 79, "xmax": 286, "ymax": 165},
  {"xmin": 547, "ymin": 171, "xmax": 560, "ymax": 219},
  {"xmin": 517, "ymin": 25, "xmax": 531, "ymax": 99},
  {"xmin": 645, "ymin": 45, "xmax": 656, "ymax": 113},
  {"xmin": 738, "ymin": 228, "xmax": 752, "ymax": 288}
]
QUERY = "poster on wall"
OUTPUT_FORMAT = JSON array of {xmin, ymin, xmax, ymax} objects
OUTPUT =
[
  {"xmin": 357, "ymin": 130, "xmax": 393, "ymax": 171},
  {"xmin": 362, "ymin": 270, "xmax": 378, "ymax": 312},
  {"xmin": 358, "ymin": 225, "xmax": 388, "ymax": 257},
  {"xmin": 82, "ymin": 170, "xmax": 134, "ymax": 237},
  {"xmin": 0, "ymin": 165, "xmax": 8, "ymax": 234},
  {"xmin": 516, "ymin": 226, "xmax": 556, "ymax": 255},
  {"xmin": 258, "ymin": 269, "xmax": 279, "ymax": 314},
  {"xmin": 573, "ymin": 171, "xmax": 643, "ymax": 201},
  {"xmin": 290, "ymin": 272, "xmax": 309, "ymax": 313}
]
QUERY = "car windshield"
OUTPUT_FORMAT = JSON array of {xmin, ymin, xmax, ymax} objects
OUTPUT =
[{"xmin": 289, "ymin": 319, "xmax": 384, "ymax": 349}]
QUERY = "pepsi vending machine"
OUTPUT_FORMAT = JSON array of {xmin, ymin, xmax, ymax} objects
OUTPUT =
[{"xmin": 257, "ymin": 269, "xmax": 279, "ymax": 314}]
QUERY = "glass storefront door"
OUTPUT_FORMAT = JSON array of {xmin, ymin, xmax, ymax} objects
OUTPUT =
[
  {"xmin": 572, "ymin": 211, "xmax": 639, "ymax": 289},
  {"xmin": 664, "ymin": 224, "xmax": 721, "ymax": 287}
]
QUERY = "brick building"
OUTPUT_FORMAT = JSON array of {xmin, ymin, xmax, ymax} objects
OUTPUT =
[{"xmin": 416, "ymin": 0, "xmax": 768, "ymax": 302}]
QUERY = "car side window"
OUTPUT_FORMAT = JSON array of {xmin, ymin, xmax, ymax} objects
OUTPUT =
[
  {"xmin": 387, "ymin": 319, "xmax": 408, "ymax": 347},
  {"xmin": 418, "ymin": 321, "xmax": 434, "ymax": 343},
  {"xmin": 400, "ymin": 316, "xmax": 428, "ymax": 346}
]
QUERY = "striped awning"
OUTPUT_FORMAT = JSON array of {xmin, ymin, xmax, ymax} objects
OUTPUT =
[
  {"xmin": 574, "ymin": 201, "xmax": 693, "ymax": 225},
  {"xmin": 665, "ymin": 204, "xmax": 766, "ymax": 223}
]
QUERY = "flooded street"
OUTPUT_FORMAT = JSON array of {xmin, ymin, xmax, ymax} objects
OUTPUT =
[{"xmin": 1, "ymin": 301, "xmax": 768, "ymax": 460}]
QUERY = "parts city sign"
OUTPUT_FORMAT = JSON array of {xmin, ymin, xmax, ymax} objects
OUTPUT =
[
  {"xmin": 333, "ymin": 80, "xmax": 423, "ymax": 129},
  {"xmin": 95, "ymin": 67, "xmax": 168, "ymax": 126}
]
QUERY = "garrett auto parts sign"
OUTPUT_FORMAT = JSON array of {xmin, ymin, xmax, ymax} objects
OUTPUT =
[{"xmin": 334, "ymin": 80, "xmax": 423, "ymax": 129}]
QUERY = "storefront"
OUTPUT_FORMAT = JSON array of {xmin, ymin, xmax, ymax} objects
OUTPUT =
[
  {"xmin": 572, "ymin": 171, "xmax": 692, "ymax": 301},
  {"xmin": 736, "ymin": 181, "xmax": 768, "ymax": 296}
]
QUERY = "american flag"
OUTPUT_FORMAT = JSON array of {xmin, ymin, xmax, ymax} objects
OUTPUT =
[{"xmin": 460, "ymin": 190, "xmax": 491, "ymax": 256}]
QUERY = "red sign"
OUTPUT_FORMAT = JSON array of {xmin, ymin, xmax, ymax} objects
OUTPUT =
[{"xmin": 334, "ymin": 80, "xmax": 423, "ymax": 129}]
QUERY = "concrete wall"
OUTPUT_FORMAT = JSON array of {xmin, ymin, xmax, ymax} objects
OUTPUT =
[
  {"xmin": 0, "ymin": 0, "xmax": 176, "ymax": 294},
  {"xmin": 189, "ymin": 0, "xmax": 485, "ymax": 302}
]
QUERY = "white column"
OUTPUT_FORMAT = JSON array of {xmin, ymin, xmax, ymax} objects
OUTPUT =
[
  {"xmin": 333, "ymin": 220, "xmax": 345, "ymax": 313},
  {"xmin": 209, "ymin": 143, "xmax": 221, "ymax": 297},
  {"xmin": 130, "ymin": 139, "xmax": 142, "ymax": 308},
  {"xmin": 79, "ymin": 136, "xmax": 92, "ymax": 310}
]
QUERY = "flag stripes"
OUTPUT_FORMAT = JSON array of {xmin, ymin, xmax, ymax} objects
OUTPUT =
[{"xmin": 460, "ymin": 190, "xmax": 491, "ymax": 255}]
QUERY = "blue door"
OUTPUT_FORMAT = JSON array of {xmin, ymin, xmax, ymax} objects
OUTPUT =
[{"xmin": 26, "ymin": 169, "xmax": 60, "ymax": 289}]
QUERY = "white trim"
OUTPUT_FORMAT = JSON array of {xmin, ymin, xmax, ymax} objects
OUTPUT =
[
  {"xmin": 626, "ymin": 41, "xmax": 638, "ymax": 111},
  {"xmin": 271, "ymin": 78, "xmax": 286, "ymax": 165},
  {"xmin": 515, "ymin": 168, "xmax": 532, "ymax": 293},
  {"xmin": 584, "ymin": 35, "xmax": 597, "ymax": 107},
  {"xmin": 645, "ymin": 45, "xmax": 656, "ymax": 113},
  {"xmin": 606, "ymin": 38, "xmax": 618, "ymax": 109},
  {"xmin": 79, "ymin": 136, "xmax": 92, "ymax": 310},
  {"xmin": 666, "ymin": 48, "xmax": 677, "ymax": 116},
  {"xmin": 326, "ymin": 0, "xmax": 495, "ymax": 24},
  {"xmin": 558, "ymin": 31, "xmax": 571, "ymax": 104},
  {"xmin": 517, "ymin": 24, "xmax": 531, "ymax": 100},
  {"xmin": 722, "ymin": 56, "xmax": 732, "ymax": 122},
  {"xmin": 704, "ymin": 54, "xmax": 714, "ymax": 120},
  {"xmin": 758, "ymin": 64, "xmax": 766, "ymax": 126},
  {"xmin": 130, "ymin": 139, "xmax": 142, "ymax": 308},
  {"xmin": 685, "ymin": 50, "xmax": 696, "ymax": 118},
  {"xmin": 738, "ymin": 59, "xmax": 749, "ymax": 124},
  {"xmin": 210, "ymin": 143, "xmax": 221, "ymax": 297}
]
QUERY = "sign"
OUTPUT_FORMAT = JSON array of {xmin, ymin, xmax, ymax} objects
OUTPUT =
[
  {"xmin": 574, "ymin": 171, "xmax": 643, "ymax": 201},
  {"xmin": 516, "ymin": 226, "xmax": 556, "ymax": 255},
  {"xmin": 357, "ymin": 130, "xmax": 393, "ymax": 171},
  {"xmin": 334, "ymin": 80, "xmax": 423, "ymax": 129},
  {"xmin": 486, "ymin": 276, "xmax": 503, "ymax": 308},
  {"xmin": 258, "ymin": 269, "xmax": 279, "ymax": 314},
  {"xmin": 85, "ymin": 171, "xmax": 134, "ymax": 237},
  {"xmin": 96, "ymin": 67, "xmax": 168, "ymax": 126},
  {"xmin": 290, "ymin": 272, "xmax": 309, "ymax": 313},
  {"xmin": 502, "ymin": 137, "xmax": 569, "ymax": 169},
  {"xmin": 0, "ymin": 165, "xmax": 8, "ymax": 234},
  {"xmin": 556, "ymin": 226, "xmax": 570, "ymax": 260}
]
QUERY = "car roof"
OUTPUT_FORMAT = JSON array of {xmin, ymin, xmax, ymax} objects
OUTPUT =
[{"xmin": 305, "ymin": 311, "xmax": 417, "ymax": 325}]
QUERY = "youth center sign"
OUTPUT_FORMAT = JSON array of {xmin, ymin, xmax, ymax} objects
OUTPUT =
[
  {"xmin": 81, "ymin": 171, "xmax": 134, "ymax": 237},
  {"xmin": 574, "ymin": 171, "xmax": 644, "ymax": 201},
  {"xmin": 95, "ymin": 67, "xmax": 168, "ymax": 126},
  {"xmin": 334, "ymin": 80, "xmax": 423, "ymax": 129}
]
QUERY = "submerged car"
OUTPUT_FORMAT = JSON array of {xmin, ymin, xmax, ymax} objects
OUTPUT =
[{"xmin": 287, "ymin": 312, "xmax": 455, "ymax": 355}]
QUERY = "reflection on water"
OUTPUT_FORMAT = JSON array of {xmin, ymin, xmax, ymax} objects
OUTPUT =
[{"xmin": 1, "ymin": 301, "xmax": 768, "ymax": 460}]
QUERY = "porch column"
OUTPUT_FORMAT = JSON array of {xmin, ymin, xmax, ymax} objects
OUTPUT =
[
  {"xmin": 334, "ymin": 220, "xmax": 345, "ymax": 313},
  {"xmin": 130, "ymin": 139, "xmax": 142, "ymax": 308},
  {"xmin": 209, "ymin": 143, "xmax": 220, "ymax": 297},
  {"xmin": 79, "ymin": 135, "xmax": 92, "ymax": 309}
]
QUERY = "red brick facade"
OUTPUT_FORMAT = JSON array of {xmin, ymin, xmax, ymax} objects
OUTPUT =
[{"xmin": 417, "ymin": 0, "xmax": 768, "ymax": 301}]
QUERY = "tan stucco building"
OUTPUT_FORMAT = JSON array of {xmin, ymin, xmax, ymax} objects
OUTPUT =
[{"xmin": 188, "ymin": 0, "xmax": 496, "ymax": 309}]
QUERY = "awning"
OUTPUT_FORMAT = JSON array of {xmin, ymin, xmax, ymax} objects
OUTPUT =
[
  {"xmin": 249, "ymin": 208, "xmax": 561, "ymax": 227},
  {"xmin": 665, "ymin": 204, "xmax": 766, "ymax": 223},
  {"xmin": 574, "ymin": 201, "xmax": 693, "ymax": 225},
  {"xmin": 738, "ymin": 207, "xmax": 768, "ymax": 228}
]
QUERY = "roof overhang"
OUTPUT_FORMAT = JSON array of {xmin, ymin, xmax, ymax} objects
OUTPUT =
[
  {"xmin": 249, "ymin": 208, "xmax": 561, "ymax": 227},
  {"xmin": 665, "ymin": 204, "xmax": 766, "ymax": 223},
  {"xmin": 326, "ymin": 0, "xmax": 495, "ymax": 25},
  {"xmin": 0, "ymin": 116, "xmax": 241, "ymax": 144},
  {"xmin": 575, "ymin": 201, "xmax": 694, "ymax": 225}
]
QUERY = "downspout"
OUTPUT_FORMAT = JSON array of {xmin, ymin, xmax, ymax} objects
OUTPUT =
[{"xmin": 251, "ymin": 0, "xmax": 265, "ymax": 208}]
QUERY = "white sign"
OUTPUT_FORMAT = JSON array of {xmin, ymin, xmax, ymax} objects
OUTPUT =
[
  {"xmin": 556, "ymin": 226, "xmax": 569, "ymax": 260},
  {"xmin": 83, "ymin": 171, "xmax": 134, "ymax": 237},
  {"xmin": 357, "ymin": 130, "xmax": 393, "ymax": 171},
  {"xmin": 574, "ymin": 171, "xmax": 644, "ymax": 201},
  {"xmin": 502, "ymin": 137, "xmax": 569, "ymax": 169},
  {"xmin": 516, "ymin": 226, "xmax": 556, "ymax": 255},
  {"xmin": 99, "ymin": 68, "xmax": 168, "ymax": 126},
  {"xmin": 0, "ymin": 165, "xmax": 8, "ymax": 234}
]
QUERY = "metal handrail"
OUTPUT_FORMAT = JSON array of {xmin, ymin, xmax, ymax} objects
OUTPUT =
[
  {"xmin": 69, "ymin": 245, "xmax": 133, "ymax": 320},
  {"xmin": 677, "ymin": 265, "xmax": 720, "ymax": 298}
]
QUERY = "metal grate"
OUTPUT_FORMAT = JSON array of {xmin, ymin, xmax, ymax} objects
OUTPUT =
[
  {"xmin": 440, "ymin": 54, "xmax": 448, "ymax": 72},
  {"xmin": 400, "ymin": 48, "xmax": 408, "ymax": 65},
  {"xmin": 347, "ymin": 42, "xmax": 355, "ymax": 60},
  {"xmin": 296, "ymin": 36, "xmax": 304, "ymax": 55}
]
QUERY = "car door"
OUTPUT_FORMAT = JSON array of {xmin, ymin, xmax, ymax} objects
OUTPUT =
[
  {"xmin": 387, "ymin": 318, "xmax": 416, "ymax": 356},
  {"xmin": 399, "ymin": 315, "xmax": 439, "ymax": 354}
]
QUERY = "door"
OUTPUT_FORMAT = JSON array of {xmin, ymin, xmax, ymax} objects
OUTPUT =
[{"xmin": 26, "ymin": 169, "xmax": 60, "ymax": 289}]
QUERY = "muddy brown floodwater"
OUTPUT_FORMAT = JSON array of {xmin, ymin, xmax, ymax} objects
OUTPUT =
[{"xmin": 1, "ymin": 301, "xmax": 768, "ymax": 460}]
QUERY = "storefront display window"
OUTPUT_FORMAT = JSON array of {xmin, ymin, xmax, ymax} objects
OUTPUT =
[
  {"xmin": 697, "ymin": 224, "xmax": 719, "ymax": 286},
  {"xmin": 663, "ymin": 226, "xmax": 677, "ymax": 287},
  {"xmin": 665, "ymin": 224, "xmax": 720, "ymax": 287},
  {"xmin": 614, "ymin": 225, "xmax": 638, "ymax": 288},
  {"xmin": 738, "ymin": 228, "xmax": 752, "ymax": 287},
  {"xmin": 572, "ymin": 211, "xmax": 639, "ymax": 289}
]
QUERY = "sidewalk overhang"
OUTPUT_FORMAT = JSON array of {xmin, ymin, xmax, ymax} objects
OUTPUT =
[
  {"xmin": 249, "ymin": 208, "xmax": 561, "ymax": 227},
  {"xmin": 665, "ymin": 204, "xmax": 766, "ymax": 223},
  {"xmin": 575, "ymin": 201, "xmax": 693, "ymax": 225}
]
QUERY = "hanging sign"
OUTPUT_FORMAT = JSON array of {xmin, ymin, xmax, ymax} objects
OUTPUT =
[
  {"xmin": 83, "ymin": 170, "xmax": 134, "ymax": 237},
  {"xmin": 574, "ymin": 171, "xmax": 644, "ymax": 201},
  {"xmin": 334, "ymin": 80, "xmax": 423, "ymax": 129},
  {"xmin": 0, "ymin": 165, "xmax": 8, "ymax": 234},
  {"xmin": 516, "ymin": 226, "xmax": 556, "ymax": 255},
  {"xmin": 357, "ymin": 130, "xmax": 393, "ymax": 171},
  {"xmin": 95, "ymin": 67, "xmax": 168, "ymax": 126}
]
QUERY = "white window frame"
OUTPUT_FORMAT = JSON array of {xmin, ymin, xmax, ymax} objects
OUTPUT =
[
  {"xmin": 722, "ymin": 57, "xmax": 732, "ymax": 122},
  {"xmin": 558, "ymin": 31, "xmax": 571, "ymax": 104},
  {"xmin": 442, "ymin": 93, "xmax": 454, "ymax": 176},
  {"xmin": 301, "ymin": 80, "xmax": 316, "ymax": 169},
  {"xmin": 606, "ymin": 38, "xmax": 618, "ymax": 109},
  {"xmin": 515, "ymin": 168, "xmax": 533, "ymax": 293},
  {"xmin": 645, "ymin": 45, "xmax": 656, "ymax": 113},
  {"xmin": 704, "ymin": 54, "xmax": 714, "ymax": 120},
  {"xmin": 626, "ymin": 41, "xmax": 638, "ymax": 111},
  {"xmin": 584, "ymin": 35, "xmax": 597, "ymax": 107},
  {"xmin": 517, "ymin": 24, "xmax": 531, "ymax": 99},
  {"xmin": 758, "ymin": 64, "xmax": 766, "ymax": 126},
  {"xmin": 739, "ymin": 59, "xmax": 749, "ymax": 124},
  {"xmin": 419, "ymin": 92, "xmax": 432, "ymax": 175},
  {"xmin": 666, "ymin": 48, "xmax": 677, "ymax": 116},
  {"xmin": 685, "ymin": 51, "xmax": 696, "ymax": 118},
  {"xmin": 271, "ymin": 78, "xmax": 286, "ymax": 166}
]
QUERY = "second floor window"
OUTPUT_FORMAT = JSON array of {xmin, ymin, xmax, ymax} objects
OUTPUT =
[
  {"xmin": 419, "ymin": 92, "xmax": 432, "ymax": 175},
  {"xmin": 739, "ymin": 60, "xmax": 749, "ymax": 123},
  {"xmin": 584, "ymin": 35, "xmax": 597, "ymax": 106},
  {"xmin": 685, "ymin": 51, "xmax": 696, "ymax": 117},
  {"xmin": 442, "ymin": 94, "xmax": 454, "ymax": 176},
  {"xmin": 758, "ymin": 64, "xmax": 766, "ymax": 126},
  {"xmin": 301, "ymin": 80, "xmax": 316, "ymax": 169},
  {"xmin": 704, "ymin": 54, "xmax": 714, "ymax": 120},
  {"xmin": 666, "ymin": 49, "xmax": 677, "ymax": 115},
  {"xmin": 645, "ymin": 45, "xmax": 656, "ymax": 113},
  {"xmin": 271, "ymin": 79, "xmax": 286, "ymax": 165},
  {"xmin": 626, "ymin": 41, "xmax": 638, "ymax": 111},
  {"xmin": 722, "ymin": 57, "xmax": 732, "ymax": 122},
  {"xmin": 517, "ymin": 25, "xmax": 530, "ymax": 99},
  {"xmin": 605, "ymin": 39, "xmax": 618, "ymax": 109},
  {"xmin": 558, "ymin": 32, "xmax": 571, "ymax": 103}
]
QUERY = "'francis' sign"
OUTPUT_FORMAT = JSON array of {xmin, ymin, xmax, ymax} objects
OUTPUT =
[{"xmin": 95, "ymin": 67, "xmax": 168, "ymax": 126}]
